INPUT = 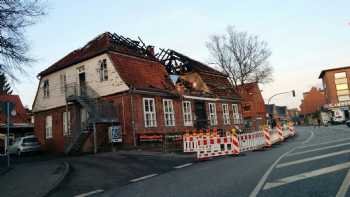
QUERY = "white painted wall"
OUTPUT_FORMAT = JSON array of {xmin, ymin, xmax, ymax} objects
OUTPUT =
[{"xmin": 33, "ymin": 53, "xmax": 129, "ymax": 112}]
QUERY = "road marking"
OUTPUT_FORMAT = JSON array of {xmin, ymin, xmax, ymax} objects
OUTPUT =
[
  {"xmin": 297, "ymin": 137, "xmax": 350, "ymax": 150},
  {"xmin": 287, "ymin": 142, "xmax": 350, "ymax": 157},
  {"xmin": 174, "ymin": 163, "xmax": 193, "ymax": 169},
  {"xmin": 130, "ymin": 173, "xmax": 158, "ymax": 182},
  {"xmin": 74, "ymin": 189, "xmax": 104, "ymax": 197},
  {"xmin": 277, "ymin": 149, "xmax": 350, "ymax": 168},
  {"xmin": 248, "ymin": 128, "xmax": 314, "ymax": 197},
  {"xmin": 264, "ymin": 161, "xmax": 350, "ymax": 190},
  {"xmin": 336, "ymin": 169, "xmax": 350, "ymax": 197}
]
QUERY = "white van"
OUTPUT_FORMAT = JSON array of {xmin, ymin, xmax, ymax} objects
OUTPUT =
[{"xmin": 332, "ymin": 109, "xmax": 345, "ymax": 124}]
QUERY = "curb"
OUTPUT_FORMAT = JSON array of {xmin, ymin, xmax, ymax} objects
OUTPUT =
[{"xmin": 41, "ymin": 161, "xmax": 71, "ymax": 197}]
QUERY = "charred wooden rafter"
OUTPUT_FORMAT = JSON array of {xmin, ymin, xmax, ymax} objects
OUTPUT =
[
  {"xmin": 156, "ymin": 49, "xmax": 193, "ymax": 75},
  {"xmin": 109, "ymin": 33, "xmax": 155, "ymax": 58}
]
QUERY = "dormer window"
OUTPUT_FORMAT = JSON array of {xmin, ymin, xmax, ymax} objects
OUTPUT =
[
  {"xmin": 99, "ymin": 59, "xmax": 108, "ymax": 81},
  {"xmin": 43, "ymin": 80, "xmax": 49, "ymax": 97}
]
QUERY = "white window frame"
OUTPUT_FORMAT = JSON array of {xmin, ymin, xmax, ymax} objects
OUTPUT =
[
  {"xmin": 208, "ymin": 103, "xmax": 218, "ymax": 126},
  {"xmin": 99, "ymin": 59, "xmax": 108, "ymax": 81},
  {"xmin": 60, "ymin": 73, "xmax": 67, "ymax": 93},
  {"xmin": 163, "ymin": 99, "xmax": 175, "ymax": 126},
  {"xmin": 143, "ymin": 98, "xmax": 157, "ymax": 127},
  {"xmin": 43, "ymin": 80, "xmax": 49, "ymax": 97},
  {"xmin": 45, "ymin": 115, "xmax": 53, "ymax": 139},
  {"xmin": 232, "ymin": 104, "xmax": 241, "ymax": 124},
  {"xmin": 63, "ymin": 111, "xmax": 71, "ymax": 136},
  {"xmin": 222, "ymin": 104, "xmax": 230, "ymax": 125},
  {"xmin": 182, "ymin": 101, "xmax": 193, "ymax": 126}
]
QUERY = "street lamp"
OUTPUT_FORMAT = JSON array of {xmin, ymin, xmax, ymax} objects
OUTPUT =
[{"xmin": 267, "ymin": 90, "xmax": 296, "ymax": 104}]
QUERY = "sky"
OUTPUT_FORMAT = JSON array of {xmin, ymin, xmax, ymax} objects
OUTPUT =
[{"xmin": 12, "ymin": 0, "xmax": 350, "ymax": 109}]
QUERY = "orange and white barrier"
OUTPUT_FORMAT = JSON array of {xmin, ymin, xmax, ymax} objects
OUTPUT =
[
  {"xmin": 263, "ymin": 127, "xmax": 272, "ymax": 147},
  {"xmin": 183, "ymin": 126, "xmax": 297, "ymax": 160},
  {"xmin": 276, "ymin": 125, "xmax": 284, "ymax": 142}
]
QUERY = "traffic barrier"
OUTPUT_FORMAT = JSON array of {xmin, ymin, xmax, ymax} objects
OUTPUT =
[
  {"xmin": 263, "ymin": 127, "xmax": 272, "ymax": 147},
  {"xmin": 288, "ymin": 123, "xmax": 296, "ymax": 136},
  {"xmin": 276, "ymin": 125, "xmax": 284, "ymax": 141},
  {"xmin": 183, "ymin": 126, "xmax": 297, "ymax": 160},
  {"xmin": 282, "ymin": 124, "xmax": 290, "ymax": 138}
]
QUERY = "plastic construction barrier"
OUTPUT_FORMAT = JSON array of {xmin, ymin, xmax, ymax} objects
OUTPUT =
[{"xmin": 183, "ymin": 126, "xmax": 296, "ymax": 160}]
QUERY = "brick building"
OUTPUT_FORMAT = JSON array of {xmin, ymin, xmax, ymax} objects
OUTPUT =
[
  {"xmin": 319, "ymin": 66, "xmax": 350, "ymax": 119},
  {"xmin": 236, "ymin": 82, "xmax": 266, "ymax": 130},
  {"xmin": 32, "ymin": 32, "xmax": 242, "ymax": 154},
  {"xmin": 299, "ymin": 87, "xmax": 326, "ymax": 115},
  {"xmin": 0, "ymin": 95, "xmax": 33, "ymax": 151}
]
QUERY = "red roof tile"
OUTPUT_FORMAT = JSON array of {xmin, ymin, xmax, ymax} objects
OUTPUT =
[{"xmin": 108, "ymin": 52, "xmax": 175, "ymax": 91}]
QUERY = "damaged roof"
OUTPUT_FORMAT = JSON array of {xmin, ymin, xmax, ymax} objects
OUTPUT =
[{"xmin": 38, "ymin": 32, "xmax": 156, "ymax": 77}]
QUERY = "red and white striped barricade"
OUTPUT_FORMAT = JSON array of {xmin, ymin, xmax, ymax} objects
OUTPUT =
[
  {"xmin": 276, "ymin": 125, "xmax": 284, "ymax": 142},
  {"xmin": 263, "ymin": 127, "xmax": 272, "ymax": 147},
  {"xmin": 282, "ymin": 124, "xmax": 290, "ymax": 139},
  {"xmin": 288, "ymin": 123, "xmax": 296, "ymax": 136},
  {"xmin": 238, "ymin": 133, "xmax": 250, "ymax": 152},
  {"xmin": 196, "ymin": 134, "xmax": 239, "ymax": 159},
  {"xmin": 183, "ymin": 133, "xmax": 199, "ymax": 153},
  {"xmin": 231, "ymin": 133, "xmax": 240, "ymax": 155},
  {"xmin": 270, "ymin": 129, "xmax": 280, "ymax": 144},
  {"xmin": 254, "ymin": 131, "xmax": 266, "ymax": 150}
]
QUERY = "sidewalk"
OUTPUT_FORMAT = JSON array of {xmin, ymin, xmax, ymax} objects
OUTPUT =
[{"xmin": 0, "ymin": 160, "xmax": 69, "ymax": 197}]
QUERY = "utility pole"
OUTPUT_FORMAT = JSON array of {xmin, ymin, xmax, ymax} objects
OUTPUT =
[{"xmin": 6, "ymin": 102, "xmax": 10, "ymax": 168}]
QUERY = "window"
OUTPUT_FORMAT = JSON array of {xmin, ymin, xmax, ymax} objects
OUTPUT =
[
  {"xmin": 163, "ymin": 99, "xmax": 175, "ymax": 126},
  {"xmin": 45, "ymin": 116, "xmax": 52, "ymax": 139},
  {"xmin": 208, "ymin": 103, "xmax": 217, "ymax": 126},
  {"xmin": 222, "ymin": 104, "xmax": 230, "ymax": 125},
  {"xmin": 338, "ymin": 95, "xmax": 350, "ymax": 101},
  {"xmin": 335, "ymin": 72, "xmax": 346, "ymax": 79},
  {"xmin": 232, "ymin": 104, "xmax": 241, "ymax": 124},
  {"xmin": 336, "ymin": 84, "xmax": 348, "ymax": 90},
  {"xmin": 63, "ymin": 111, "xmax": 71, "ymax": 136},
  {"xmin": 143, "ymin": 98, "xmax": 157, "ymax": 127},
  {"xmin": 43, "ymin": 80, "xmax": 49, "ymax": 97},
  {"xmin": 337, "ymin": 89, "xmax": 350, "ymax": 95},
  {"xmin": 99, "ymin": 59, "xmax": 108, "ymax": 81},
  {"xmin": 60, "ymin": 73, "xmax": 67, "ymax": 93},
  {"xmin": 182, "ymin": 101, "xmax": 193, "ymax": 126}
]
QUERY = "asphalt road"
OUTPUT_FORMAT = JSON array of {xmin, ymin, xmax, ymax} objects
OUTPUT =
[{"xmin": 100, "ymin": 126, "xmax": 350, "ymax": 197}]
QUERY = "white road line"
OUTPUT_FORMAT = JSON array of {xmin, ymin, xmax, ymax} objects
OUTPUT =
[
  {"xmin": 287, "ymin": 142, "xmax": 350, "ymax": 157},
  {"xmin": 264, "ymin": 161, "xmax": 350, "ymax": 190},
  {"xmin": 297, "ymin": 137, "xmax": 350, "ymax": 149},
  {"xmin": 130, "ymin": 173, "xmax": 158, "ymax": 182},
  {"xmin": 174, "ymin": 163, "xmax": 193, "ymax": 169},
  {"xmin": 248, "ymin": 128, "xmax": 314, "ymax": 197},
  {"xmin": 277, "ymin": 149, "xmax": 350, "ymax": 168},
  {"xmin": 74, "ymin": 189, "xmax": 104, "ymax": 197},
  {"xmin": 336, "ymin": 169, "xmax": 350, "ymax": 197}
]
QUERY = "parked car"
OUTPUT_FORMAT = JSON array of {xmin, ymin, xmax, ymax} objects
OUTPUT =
[
  {"xmin": 8, "ymin": 135, "xmax": 41, "ymax": 156},
  {"xmin": 346, "ymin": 120, "xmax": 350, "ymax": 128}
]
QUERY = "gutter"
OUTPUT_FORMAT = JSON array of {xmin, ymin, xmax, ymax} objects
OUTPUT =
[{"xmin": 129, "ymin": 86, "xmax": 137, "ymax": 146}]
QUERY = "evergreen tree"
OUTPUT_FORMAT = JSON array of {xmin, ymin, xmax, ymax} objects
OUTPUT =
[{"xmin": 0, "ymin": 72, "xmax": 13, "ymax": 95}]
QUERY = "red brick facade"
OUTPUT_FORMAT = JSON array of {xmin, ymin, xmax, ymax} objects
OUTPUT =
[
  {"xmin": 34, "ymin": 92, "xmax": 241, "ymax": 153},
  {"xmin": 236, "ymin": 83, "xmax": 266, "ymax": 129},
  {"xmin": 299, "ymin": 87, "xmax": 326, "ymax": 115}
]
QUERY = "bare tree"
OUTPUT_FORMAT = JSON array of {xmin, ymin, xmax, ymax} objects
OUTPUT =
[
  {"xmin": 206, "ymin": 26, "xmax": 273, "ymax": 88},
  {"xmin": 0, "ymin": 0, "xmax": 46, "ymax": 79}
]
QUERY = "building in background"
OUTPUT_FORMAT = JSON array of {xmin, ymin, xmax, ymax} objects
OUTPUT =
[
  {"xmin": 0, "ymin": 95, "xmax": 33, "ymax": 152},
  {"xmin": 287, "ymin": 108, "xmax": 300, "ymax": 125},
  {"xmin": 319, "ymin": 67, "xmax": 350, "ymax": 122},
  {"xmin": 265, "ymin": 104, "xmax": 289, "ymax": 127},
  {"xmin": 236, "ymin": 82, "xmax": 266, "ymax": 130},
  {"xmin": 299, "ymin": 87, "xmax": 327, "ymax": 124}
]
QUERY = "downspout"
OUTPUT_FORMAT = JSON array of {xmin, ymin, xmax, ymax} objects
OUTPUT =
[{"xmin": 130, "ymin": 85, "xmax": 137, "ymax": 146}]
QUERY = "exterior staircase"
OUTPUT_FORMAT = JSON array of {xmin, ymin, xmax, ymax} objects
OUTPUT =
[{"xmin": 64, "ymin": 83, "xmax": 118, "ymax": 155}]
